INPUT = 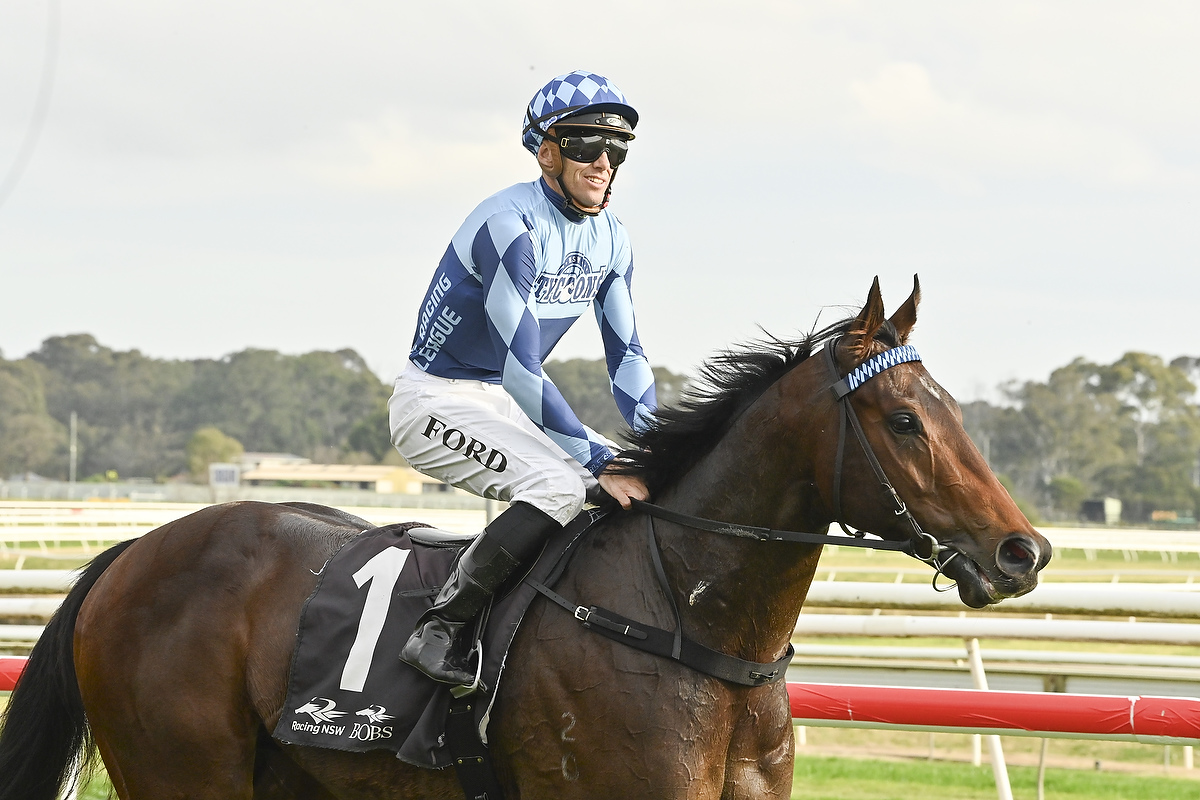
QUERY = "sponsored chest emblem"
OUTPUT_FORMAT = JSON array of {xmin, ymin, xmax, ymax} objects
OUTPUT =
[{"xmin": 534, "ymin": 252, "xmax": 604, "ymax": 304}]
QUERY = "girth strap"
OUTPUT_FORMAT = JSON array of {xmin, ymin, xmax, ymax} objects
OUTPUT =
[
  {"xmin": 527, "ymin": 515, "xmax": 793, "ymax": 688},
  {"xmin": 644, "ymin": 514, "xmax": 683, "ymax": 660},
  {"xmin": 445, "ymin": 693, "xmax": 505, "ymax": 800},
  {"xmin": 528, "ymin": 579, "xmax": 793, "ymax": 687}
]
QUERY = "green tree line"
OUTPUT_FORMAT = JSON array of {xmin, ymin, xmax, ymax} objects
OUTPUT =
[
  {"xmin": 0, "ymin": 335, "xmax": 393, "ymax": 481},
  {"xmin": 4, "ymin": 335, "xmax": 1195, "ymax": 522},
  {"xmin": 0, "ymin": 336, "xmax": 685, "ymax": 484},
  {"xmin": 963, "ymin": 353, "xmax": 1200, "ymax": 523}
]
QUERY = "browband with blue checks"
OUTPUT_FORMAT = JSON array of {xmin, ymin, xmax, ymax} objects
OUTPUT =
[{"xmin": 831, "ymin": 344, "xmax": 922, "ymax": 399}]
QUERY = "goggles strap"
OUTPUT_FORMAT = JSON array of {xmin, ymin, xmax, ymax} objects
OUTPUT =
[{"xmin": 522, "ymin": 103, "xmax": 587, "ymax": 143}]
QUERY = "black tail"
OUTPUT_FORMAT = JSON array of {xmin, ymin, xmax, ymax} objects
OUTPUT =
[{"xmin": 0, "ymin": 539, "xmax": 137, "ymax": 800}]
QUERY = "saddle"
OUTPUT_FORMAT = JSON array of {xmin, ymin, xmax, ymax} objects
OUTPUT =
[
  {"xmin": 274, "ymin": 503, "xmax": 795, "ymax": 781},
  {"xmin": 273, "ymin": 509, "xmax": 603, "ymax": 768}
]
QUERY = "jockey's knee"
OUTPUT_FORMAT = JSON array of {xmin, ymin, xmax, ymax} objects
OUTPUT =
[{"xmin": 510, "ymin": 472, "xmax": 587, "ymax": 527}]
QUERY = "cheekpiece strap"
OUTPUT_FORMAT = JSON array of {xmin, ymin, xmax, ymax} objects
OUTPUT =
[{"xmin": 830, "ymin": 344, "xmax": 921, "ymax": 399}]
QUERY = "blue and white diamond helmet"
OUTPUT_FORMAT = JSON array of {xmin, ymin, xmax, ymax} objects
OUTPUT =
[{"xmin": 521, "ymin": 70, "xmax": 639, "ymax": 155}]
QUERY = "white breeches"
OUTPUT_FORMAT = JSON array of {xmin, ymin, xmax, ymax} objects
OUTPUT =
[{"xmin": 388, "ymin": 361, "xmax": 600, "ymax": 527}]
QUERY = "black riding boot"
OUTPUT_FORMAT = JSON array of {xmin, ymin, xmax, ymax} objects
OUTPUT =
[{"xmin": 399, "ymin": 501, "xmax": 561, "ymax": 686}]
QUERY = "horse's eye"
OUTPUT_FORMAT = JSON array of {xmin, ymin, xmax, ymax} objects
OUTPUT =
[{"xmin": 889, "ymin": 411, "xmax": 923, "ymax": 435}]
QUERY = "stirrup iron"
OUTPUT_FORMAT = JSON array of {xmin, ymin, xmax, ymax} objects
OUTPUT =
[{"xmin": 449, "ymin": 639, "xmax": 485, "ymax": 698}]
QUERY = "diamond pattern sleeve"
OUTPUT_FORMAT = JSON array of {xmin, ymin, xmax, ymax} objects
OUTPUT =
[
  {"xmin": 595, "ymin": 252, "xmax": 657, "ymax": 433},
  {"xmin": 473, "ymin": 212, "xmax": 618, "ymax": 476}
]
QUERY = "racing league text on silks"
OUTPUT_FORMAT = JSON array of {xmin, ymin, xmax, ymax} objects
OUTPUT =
[{"xmin": 412, "ymin": 273, "xmax": 462, "ymax": 370}]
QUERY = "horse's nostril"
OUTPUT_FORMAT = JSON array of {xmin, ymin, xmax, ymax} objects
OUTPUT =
[{"xmin": 996, "ymin": 535, "xmax": 1039, "ymax": 578}]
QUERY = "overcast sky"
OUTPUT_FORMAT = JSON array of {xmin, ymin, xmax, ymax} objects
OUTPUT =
[{"xmin": 1, "ymin": 1, "xmax": 1196, "ymax": 403}]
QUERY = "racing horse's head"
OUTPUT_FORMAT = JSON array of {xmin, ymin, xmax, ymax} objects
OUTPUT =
[{"xmin": 818, "ymin": 276, "xmax": 1050, "ymax": 606}]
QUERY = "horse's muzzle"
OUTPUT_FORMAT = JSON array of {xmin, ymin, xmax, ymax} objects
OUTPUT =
[{"xmin": 994, "ymin": 533, "xmax": 1049, "ymax": 580}]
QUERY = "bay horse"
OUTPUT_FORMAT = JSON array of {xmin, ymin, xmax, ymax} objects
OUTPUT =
[{"xmin": 0, "ymin": 277, "xmax": 1049, "ymax": 800}]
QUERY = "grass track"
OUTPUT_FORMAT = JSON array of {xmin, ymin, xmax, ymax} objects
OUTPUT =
[
  {"xmin": 72, "ymin": 759, "xmax": 1200, "ymax": 799},
  {"xmin": 792, "ymin": 755, "xmax": 1200, "ymax": 799}
]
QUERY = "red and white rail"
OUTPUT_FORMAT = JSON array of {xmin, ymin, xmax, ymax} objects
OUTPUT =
[
  {"xmin": 0, "ymin": 656, "xmax": 24, "ymax": 692},
  {"xmin": 3, "ymin": 655, "xmax": 1198, "ymax": 746},
  {"xmin": 788, "ymin": 681, "xmax": 1200, "ymax": 744}
]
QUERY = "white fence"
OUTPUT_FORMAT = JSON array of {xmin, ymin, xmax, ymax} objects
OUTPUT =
[
  {"xmin": 0, "ymin": 501, "xmax": 489, "ymax": 556},
  {"xmin": 795, "ymin": 612, "xmax": 1200, "ymax": 646},
  {"xmin": 788, "ymin": 581, "xmax": 1200, "ymax": 800},
  {"xmin": 1039, "ymin": 525, "xmax": 1200, "ymax": 554},
  {"xmin": 804, "ymin": 580, "xmax": 1200, "ymax": 618},
  {"xmin": 4, "ymin": 546, "xmax": 1200, "ymax": 800}
]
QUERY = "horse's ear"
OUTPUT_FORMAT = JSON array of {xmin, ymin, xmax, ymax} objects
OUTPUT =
[
  {"xmin": 847, "ymin": 276, "xmax": 886, "ymax": 361},
  {"xmin": 887, "ymin": 274, "xmax": 921, "ymax": 344}
]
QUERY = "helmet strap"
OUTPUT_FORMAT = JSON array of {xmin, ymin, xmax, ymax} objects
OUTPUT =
[
  {"xmin": 601, "ymin": 164, "xmax": 619, "ymax": 210},
  {"xmin": 548, "ymin": 141, "xmax": 614, "ymax": 219},
  {"xmin": 556, "ymin": 173, "xmax": 604, "ymax": 219}
]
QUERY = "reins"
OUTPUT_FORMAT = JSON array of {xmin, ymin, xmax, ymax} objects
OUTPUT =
[
  {"xmin": 626, "ymin": 498, "xmax": 909, "ymax": 552},
  {"xmin": 528, "ymin": 512, "xmax": 793, "ymax": 688},
  {"xmin": 630, "ymin": 338, "xmax": 962, "ymax": 588},
  {"xmin": 530, "ymin": 336, "xmax": 967, "ymax": 690}
]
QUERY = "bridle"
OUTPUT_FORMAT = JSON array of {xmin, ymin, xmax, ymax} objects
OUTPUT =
[
  {"xmin": 632, "ymin": 336, "xmax": 964, "ymax": 591},
  {"xmin": 821, "ymin": 337, "xmax": 962, "ymax": 589},
  {"xmin": 533, "ymin": 335, "xmax": 968, "ymax": 689}
]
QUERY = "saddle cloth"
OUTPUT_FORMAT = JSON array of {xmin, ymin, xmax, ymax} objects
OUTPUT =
[{"xmin": 272, "ymin": 510, "xmax": 601, "ymax": 768}]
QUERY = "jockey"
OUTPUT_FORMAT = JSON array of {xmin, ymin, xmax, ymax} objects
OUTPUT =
[{"xmin": 391, "ymin": 70, "xmax": 658, "ymax": 687}]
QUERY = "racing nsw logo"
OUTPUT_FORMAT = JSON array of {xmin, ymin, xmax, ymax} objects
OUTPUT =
[
  {"xmin": 290, "ymin": 699, "xmax": 397, "ymax": 740},
  {"xmin": 295, "ymin": 697, "xmax": 346, "ymax": 723},
  {"xmin": 534, "ymin": 252, "xmax": 605, "ymax": 304},
  {"xmin": 291, "ymin": 697, "xmax": 349, "ymax": 736}
]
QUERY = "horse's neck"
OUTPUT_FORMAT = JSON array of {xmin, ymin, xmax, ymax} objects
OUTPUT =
[{"xmin": 653, "ymin": 371, "xmax": 831, "ymax": 661}]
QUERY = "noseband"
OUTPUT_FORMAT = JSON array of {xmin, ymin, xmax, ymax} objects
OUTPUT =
[{"xmin": 632, "ymin": 336, "xmax": 963, "ymax": 590}]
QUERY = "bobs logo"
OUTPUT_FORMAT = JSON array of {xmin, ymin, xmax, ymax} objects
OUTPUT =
[{"xmin": 534, "ymin": 252, "xmax": 604, "ymax": 305}]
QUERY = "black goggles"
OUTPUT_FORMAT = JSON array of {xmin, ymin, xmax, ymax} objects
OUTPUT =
[{"xmin": 557, "ymin": 132, "xmax": 630, "ymax": 166}]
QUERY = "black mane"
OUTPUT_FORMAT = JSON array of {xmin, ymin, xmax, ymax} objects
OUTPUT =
[{"xmin": 613, "ymin": 316, "xmax": 899, "ymax": 495}]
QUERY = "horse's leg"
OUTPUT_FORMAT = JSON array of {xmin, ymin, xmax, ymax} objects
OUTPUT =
[
  {"xmin": 78, "ymin": 581, "xmax": 267, "ymax": 798},
  {"xmin": 720, "ymin": 683, "xmax": 795, "ymax": 799}
]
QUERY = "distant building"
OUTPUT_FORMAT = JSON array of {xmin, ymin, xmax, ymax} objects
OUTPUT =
[
  {"xmin": 1080, "ymin": 497, "xmax": 1122, "ymax": 525},
  {"xmin": 240, "ymin": 462, "xmax": 459, "ymax": 495},
  {"xmin": 240, "ymin": 452, "xmax": 311, "ymax": 471},
  {"xmin": 4, "ymin": 472, "xmax": 50, "ymax": 482}
]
